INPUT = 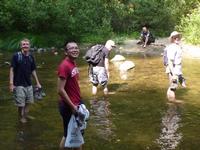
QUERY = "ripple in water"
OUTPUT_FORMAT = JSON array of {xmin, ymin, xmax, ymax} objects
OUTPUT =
[
  {"xmin": 90, "ymin": 98, "xmax": 115, "ymax": 140},
  {"xmin": 156, "ymin": 104, "xmax": 182, "ymax": 150}
]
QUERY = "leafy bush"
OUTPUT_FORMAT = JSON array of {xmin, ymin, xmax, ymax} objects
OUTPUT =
[
  {"xmin": 0, "ymin": 32, "xmax": 68, "ymax": 51},
  {"xmin": 177, "ymin": 5, "xmax": 200, "ymax": 45},
  {"xmin": 1, "ymin": 0, "xmax": 200, "ymax": 49}
]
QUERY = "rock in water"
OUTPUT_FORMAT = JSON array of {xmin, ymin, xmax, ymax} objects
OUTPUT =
[
  {"xmin": 119, "ymin": 60, "xmax": 135, "ymax": 71},
  {"xmin": 110, "ymin": 55, "xmax": 125, "ymax": 62}
]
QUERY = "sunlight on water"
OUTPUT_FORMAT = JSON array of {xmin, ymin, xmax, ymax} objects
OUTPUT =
[
  {"xmin": 1, "ymin": 51, "xmax": 200, "ymax": 150},
  {"xmin": 89, "ymin": 97, "xmax": 115, "ymax": 140},
  {"xmin": 156, "ymin": 104, "xmax": 182, "ymax": 150}
]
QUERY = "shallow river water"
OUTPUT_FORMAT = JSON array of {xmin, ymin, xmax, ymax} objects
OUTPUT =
[{"xmin": 0, "ymin": 50, "xmax": 200, "ymax": 150}]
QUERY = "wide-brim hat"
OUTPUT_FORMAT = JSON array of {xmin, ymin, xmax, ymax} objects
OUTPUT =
[{"xmin": 169, "ymin": 31, "xmax": 182, "ymax": 39}]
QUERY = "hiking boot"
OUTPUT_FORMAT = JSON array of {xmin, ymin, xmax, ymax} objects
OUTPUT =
[
  {"xmin": 34, "ymin": 87, "xmax": 44, "ymax": 100},
  {"xmin": 34, "ymin": 92, "xmax": 42, "ymax": 100},
  {"xmin": 40, "ymin": 88, "xmax": 46, "ymax": 97}
]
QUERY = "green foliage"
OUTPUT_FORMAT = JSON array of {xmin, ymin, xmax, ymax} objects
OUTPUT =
[
  {"xmin": 0, "ymin": 32, "xmax": 24, "ymax": 51},
  {"xmin": 107, "ymin": 0, "xmax": 135, "ymax": 32},
  {"xmin": 111, "ymin": 32, "xmax": 138, "ymax": 45},
  {"xmin": 0, "ymin": 0, "xmax": 114, "ymax": 43},
  {"xmin": 0, "ymin": 32, "xmax": 67, "ymax": 51},
  {"xmin": 177, "ymin": 4, "xmax": 200, "ymax": 45},
  {"xmin": 1, "ymin": 0, "xmax": 200, "ymax": 48},
  {"xmin": 63, "ymin": 0, "xmax": 113, "ymax": 40}
]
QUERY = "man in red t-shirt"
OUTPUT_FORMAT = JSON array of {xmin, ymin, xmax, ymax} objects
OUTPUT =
[{"xmin": 57, "ymin": 41, "xmax": 82, "ymax": 150}]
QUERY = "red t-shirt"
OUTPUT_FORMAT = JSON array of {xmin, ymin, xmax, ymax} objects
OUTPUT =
[{"xmin": 57, "ymin": 58, "xmax": 81, "ymax": 106}]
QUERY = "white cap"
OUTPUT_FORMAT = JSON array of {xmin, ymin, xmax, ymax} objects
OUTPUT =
[{"xmin": 106, "ymin": 40, "xmax": 116, "ymax": 47}]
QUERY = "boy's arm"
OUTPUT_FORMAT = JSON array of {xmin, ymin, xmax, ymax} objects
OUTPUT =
[
  {"xmin": 143, "ymin": 32, "xmax": 150, "ymax": 48},
  {"xmin": 32, "ymin": 70, "xmax": 41, "ymax": 88},
  {"xmin": 143, "ymin": 36, "xmax": 149, "ymax": 48},
  {"xmin": 104, "ymin": 58, "xmax": 109, "ymax": 78},
  {"xmin": 9, "ymin": 67, "xmax": 15, "ymax": 92},
  {"xmin": 57, "ymin": 77, "xmax": 77, "ymax": 113},
  {"xmin": 168, "ymin": 59, "xmax": 176, "ymax": 79}
]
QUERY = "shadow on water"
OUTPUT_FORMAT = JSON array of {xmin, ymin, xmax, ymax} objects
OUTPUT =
[
  {"xmin": 89, "ymin": 97, "xmax": 115, "ymax": 141},
  {"xmin": 13, "ymin": 118, "xmax": 58, "ymax": 150},
  {"xmin": 109, "ymin": 83, "xmax": 129, "ymax": 93},
  {"xmin": 0, "ymin": 86, "xmax": 13, "ymax": 101},
  {"xmin": 157, "ymin": 103, "xmax": 183, "ymax": 150}
]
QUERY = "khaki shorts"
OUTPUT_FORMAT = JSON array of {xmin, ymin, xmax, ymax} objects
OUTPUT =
[
  {"xmin": 13, "ymin": 86, "xmax": 34, "ymax": 107},
  {"xmin": 89, "ymin": 66, "xmax": 108, "ymax": 86}
]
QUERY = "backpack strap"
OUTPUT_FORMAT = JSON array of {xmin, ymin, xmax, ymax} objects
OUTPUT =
[
  {"xmin": 28, "ymin": 54, "xmax": 33, "ymax": 63},
  {"xmin": 17, "ymin": 52, "xmax": 23, "ymax": 63},
  {"xmin": 17, "ymin": 51, "xmax": 33, "ymax": 63}
]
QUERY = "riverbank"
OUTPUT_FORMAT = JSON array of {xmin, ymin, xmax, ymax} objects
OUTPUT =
[{"xmin": 118, "ymin": 38, "xmax": 200, "ymax": 59}]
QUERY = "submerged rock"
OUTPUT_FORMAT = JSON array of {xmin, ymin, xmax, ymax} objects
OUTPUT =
[
  {"xmin": 110, "ymin": 54, "xmax": 126, "ymax": 62},
  {"xmin": 119, "ymin": 60, "xmax": 135, "ymax": 71},
  {"xmin": 4, "ymin": 61, "xmax": 10, "ymax": 65},
  {"xmin": 111, "ymin": 55, "xmax": 135, "ymax": 80},
  {"xmin": 37, "ymin": 48, "xmax": 47, "ymax": 53}
]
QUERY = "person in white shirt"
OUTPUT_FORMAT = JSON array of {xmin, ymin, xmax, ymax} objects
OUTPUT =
[{"xmin": 164, "ymin": 31, "xmax": 186, "ymax": 102}]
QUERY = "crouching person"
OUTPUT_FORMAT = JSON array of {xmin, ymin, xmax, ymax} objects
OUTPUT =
[
  {"xmin": 137, "ymin": 26, "xmax": 155, "ymax": 48},
  {"xmin": 57, "ymin": 41, "xmax": 86, "ymax": 150}
]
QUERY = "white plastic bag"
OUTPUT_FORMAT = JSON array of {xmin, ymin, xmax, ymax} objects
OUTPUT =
[
  {"xmin": 77, "ymin": 104, "xmax": 90, "ymax": 130},
  {"xmin": 78, "ymin": 104, "xmax": 90, "ymax": 121},
  {"xmin": 65, "ymin": 115, "xmax": 84, "ymax": 148}
]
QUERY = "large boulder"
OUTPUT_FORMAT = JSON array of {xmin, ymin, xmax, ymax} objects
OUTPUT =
[
  {"xmin": 110, "ymin": 54, "xmax": 125, "ymax": 62},
  {"xmin": 119, "ymin": 60, "xmax": 135, "ymax": 71}
]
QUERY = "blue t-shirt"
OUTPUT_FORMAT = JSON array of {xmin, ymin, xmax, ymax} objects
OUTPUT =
[{"xmin": 11, "ymin": 52, "xmax": 36, "ymax": 87}]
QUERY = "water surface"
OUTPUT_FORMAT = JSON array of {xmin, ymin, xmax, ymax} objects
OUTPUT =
[{"xmin": 0, "ymin": 50, "xmax": 200, "ymax": 150}]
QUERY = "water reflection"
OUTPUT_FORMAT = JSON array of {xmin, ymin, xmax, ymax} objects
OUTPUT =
[
  {"xmin": 112, "ymin": 61, "xmax": 135, "ymax": 80},
  {"xmin": 0, "ymin": 86, "xmax": 13, "ymax": 101},
  {"xmin": 16, "ymin": 123, "xmax": 26, "ymax": 143},
  {"xmin": 89, "ymin": 97, "xmax": 115, "ymax": 140},
  {"xmin": 157, "ymin": 103, "xmax": 182, "ymax": 150},
  {"xmin": 15, "ymin": 122, "xmax": 29, "ymax": 150}
]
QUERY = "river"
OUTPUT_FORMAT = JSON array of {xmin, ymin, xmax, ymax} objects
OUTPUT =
[{"xmin": 0, "ymin": 49, "xmax": 200, "ymax": 150}]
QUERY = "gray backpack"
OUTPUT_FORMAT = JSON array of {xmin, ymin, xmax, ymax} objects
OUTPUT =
[{"xmin": 84, "ymin": 44, "xmax": 104, "ymax": 66}]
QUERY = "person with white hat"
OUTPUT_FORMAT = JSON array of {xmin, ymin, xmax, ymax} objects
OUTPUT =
[
  {"xmin": 164, "ymin": 31, "xmax": 186, "ymax": 102},
  {"xmin": 89, "ymin": 40, "xmax": 116, "ymax": 95}
]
